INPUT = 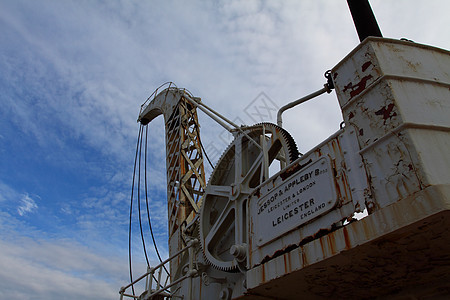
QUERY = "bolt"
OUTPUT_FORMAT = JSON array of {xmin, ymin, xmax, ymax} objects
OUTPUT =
[
  {"xmin": 230, "ymin": 244, "xmax": 247, "ymax": 262},
  {"xmin": 202, "ymin": 272, "xmax": 210, "ymax": 286}
]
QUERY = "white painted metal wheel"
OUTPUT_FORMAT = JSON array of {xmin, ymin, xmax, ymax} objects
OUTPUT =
[{"xmin": 199, "ymin": 123, "xmax": 299, "ymax": 271}]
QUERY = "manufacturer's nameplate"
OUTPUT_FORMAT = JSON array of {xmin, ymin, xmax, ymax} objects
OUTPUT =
[{"xmin": 254, "ymin": 157, "xmax": 337, "ymax": 246}]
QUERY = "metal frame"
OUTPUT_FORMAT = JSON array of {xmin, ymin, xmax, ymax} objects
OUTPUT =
[{"xmin": 119, "ymin": 239, "xmax": 199, "ymax": 300}]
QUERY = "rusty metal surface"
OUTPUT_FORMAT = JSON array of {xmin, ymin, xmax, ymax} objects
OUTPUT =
[
  {"xmin": 332, "ymin": 37, "xmax": 450, "ymax": 109},
  {"xmin": 246, "ymin": 184, "xmax": 450, "ymax": 299},
  {"xmin": 138, "ymin": 86, "xmax": 207, "ymax": 283},
  {"xmin": 333, "ymin": 38, "xmax": 450, "ymax": 211}
]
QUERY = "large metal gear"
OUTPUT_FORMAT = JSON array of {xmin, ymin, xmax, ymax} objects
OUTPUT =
[{"xmin": 199, "ymin": 123, "xmax": 299, "ymax": 271}]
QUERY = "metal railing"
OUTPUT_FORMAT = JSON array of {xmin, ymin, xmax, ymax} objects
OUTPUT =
[{"xmin": 119, "ymin": 239, "xmax": 199, "ymax": 300}]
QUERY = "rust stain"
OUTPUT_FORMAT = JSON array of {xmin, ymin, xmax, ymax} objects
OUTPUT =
[
  {"xmin": 334, "ymin": 180, "xmax": 342, "ymax": 205},
  {"xmin": 343, "ymin": 82, "xmax": 353, "ymax": 93},
  {"xmin": 362, "ymin": 61, "xmax": 372, "ymax": 72},
  {"xmin": 331, "ymin": 159, "xmax": 343, "ymax": 204},
  {"xmin": 301, "ymin": 248, "xmax": 307, "ymax": 266},
  {"xmin": 299, "ymin": 235, "xmax": 314, "ymax": 247},
  {"xmin": 375, "ymin": 103, "xmax": 397, "ymax": 124},
  {"xmin": 279, "ymin": 159, "xmax": 312, "ymax": 180},
  {"xmin": 260, "ymin": 244, "xmax": 298, "ymax": 265},
  {"xmin": 328, "ymin": 234, "xmax": 337, "ymax": 255},
  {"xmin": 359, "ymin": 128, "xmax": 364, "ymax": 136},
  {"xmin": 333, "ymin": 72, "xmax": 338, "ymax": 80},
  {"xmin": 343, "ymin": 163, "xmax": 351, "ymax": 199},
  {"xmin": 342, "ymin": 226, "xmax": 351, "ymax": 249},
  {"xmin": 340, "ymin": 172, "xmax": 351, "ymax": 201},
  {"xmin": 348, "ymin": 111, "xmax": 355, "ymax": 120},
  {"xmin": 313, "ymin": 228, "xmax": 333, "ymax": 242},
  {"xmin": 331, "ymin": 139, "xmax": 342, "ymax": 156},
  {"xmin": 350, "ymin": 75, "xmax": 373, "ymax": 98},
  {"xmin": 315, "ymin": 148, "xmax": 322, "ymax": 157},
  {"xmin": 254, "ymin": 187, "xmax": 261, "ymax": 198},
  {"xmin": 319, "ymin": 237, "xmax": 325, "ymax": 255},
  {"xmin": 336, "ymin": 137, "xmax": 342, "ymax": 154},
  {"xmin": 331, "ymin": 141, "xmax": 336, "ymax": 154}
]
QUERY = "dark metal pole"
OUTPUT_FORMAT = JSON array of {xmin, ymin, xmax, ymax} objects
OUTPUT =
[{"xmin": 347, "ymin": 0, "xmax": 382, "ymax": 42}]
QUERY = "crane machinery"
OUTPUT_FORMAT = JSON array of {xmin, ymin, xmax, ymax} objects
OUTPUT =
[{"xmin": 120, "ymin": 1, "xmax": 450, "ymax": 299}]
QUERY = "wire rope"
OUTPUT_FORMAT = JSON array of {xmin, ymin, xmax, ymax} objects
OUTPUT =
[
  {"xmin": 138, "ymin": 124, "xmax": 151, "ymax": 268},
  {"xmin": 128, "ymin": 124, "xmax": 143, "ymax": 297},
  {"xmin": 129, "ymin": 123, "xmax": 172, "ymax": 295},
  {"xmin": 139, "ymin": 124, "xmax": 168, "ymax": 291},
  {"xmin": 194, "ymin": 125, "xmax": 214, "ymax": 170},
  {"xmin": 144, "ymin": 124, "xmax": 170, "ymax": 278}
]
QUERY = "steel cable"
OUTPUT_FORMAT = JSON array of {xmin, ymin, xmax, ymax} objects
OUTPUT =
[
  {"xmin": 129, "ymin": 123, "xmax": 173, "ymax": 295},
  {"xmin": 138, "ymin": 124, "xmax": 151, "ymax": 267},
  {"xmin": 179, "ymin": 117, "xmax": 214, "ymax": 171},
  {"xmin": 130, "ymin": 124, "xmax": 166, "ymax": 295},
  {"xmin": 144, "ymin": 124, "xmax": 170, "ymax": 278},
  {"xmin": 139, "ymin": 125, "xmax": 168, "ymax": 291},
  {"xmin": 195, "ymin": 125, "xmax": 214, "ymax": 170},
  {"xmin": 128, "ymin": 124, "xmax": 143, "ymax": 297}
]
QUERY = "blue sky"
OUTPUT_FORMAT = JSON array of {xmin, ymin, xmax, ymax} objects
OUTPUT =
[{"xmin": 1, "ymin": 0, "xmax": 449, "ymax": 299}]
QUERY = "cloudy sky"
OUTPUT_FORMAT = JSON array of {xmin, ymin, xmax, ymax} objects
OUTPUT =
[{"xmin": 1, "ymin": 0, "xmax": 449, "ymax": 299}]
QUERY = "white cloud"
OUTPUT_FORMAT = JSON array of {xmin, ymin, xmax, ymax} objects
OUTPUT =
[
  {"xmin": 17, "ymin": 193, "xmax": 38, "ymax": 216},
  {"xmin": 2, "ymin": 0, "xmax": 448, "ymax": 166},
  {"xmin": 0, "ymin": 181, "xmax": 17, "ymax": 203},
  {"xmin": 0, "ymin": 236, "xmax": 127, "ymax": 300}
]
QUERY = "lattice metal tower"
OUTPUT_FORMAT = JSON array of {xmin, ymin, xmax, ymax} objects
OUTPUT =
[{"xmin": 138, "ymin": 84, "xmax": 206, "ymax": 277}]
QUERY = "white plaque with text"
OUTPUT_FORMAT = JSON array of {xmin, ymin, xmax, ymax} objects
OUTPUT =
[{"xmin": 254, "ymin": 157, "xmax": 337, "ymax": 246}]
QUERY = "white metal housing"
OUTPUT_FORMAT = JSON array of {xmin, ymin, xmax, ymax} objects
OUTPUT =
[{"xmin": 245, "ymin": 37, "xmax": 450, "ymax": 299}]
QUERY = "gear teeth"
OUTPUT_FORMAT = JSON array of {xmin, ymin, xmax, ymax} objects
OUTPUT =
[
  {"xmin": 254, "ymin": 122, "xmax": 299, "ymax": 161},
  {"xmin": 198, "ymin": 197, "xmax": 238, "ymax": 271}
]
